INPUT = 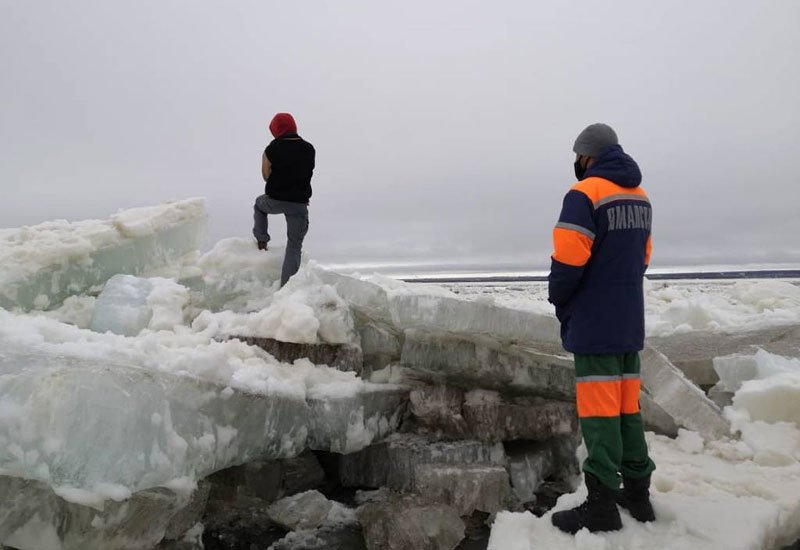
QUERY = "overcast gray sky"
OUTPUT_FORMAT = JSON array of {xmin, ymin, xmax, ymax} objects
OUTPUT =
[{"xmin": 2, "ymin": 0, "xmax": 799, "ymax": 273}]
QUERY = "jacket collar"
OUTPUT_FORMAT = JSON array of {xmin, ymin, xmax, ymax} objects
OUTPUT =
[{"xmin": 583, "ymin": 144, "xmax": 642, "ymax": 189}]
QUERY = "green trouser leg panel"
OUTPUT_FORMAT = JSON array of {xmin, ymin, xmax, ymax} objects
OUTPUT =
[
  {"xmin": 573, "ymin": 354, "xmax": 622, "ymax": 378},
  {"xmin": 580, "ymin": 416, "xmax": 622, "ymax": 490},
  {"xmin": 620, "ymin": 352, "xmax": 656, "ymax": 479},
  {"xmin": 574, "ymin": 353, "xmax": 655, "ymax": 491},
  {"xmin": 620, "ymin": 413, "xmax": 656, "ymax": 479}
]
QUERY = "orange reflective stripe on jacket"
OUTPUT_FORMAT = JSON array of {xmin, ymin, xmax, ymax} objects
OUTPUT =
[{"xmin": 553, "ymin": 226, "xmax": 593, "ymax": 267}]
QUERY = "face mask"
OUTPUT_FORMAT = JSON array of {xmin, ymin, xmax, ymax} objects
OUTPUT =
[{"xmin": 574, "ymin": 159, "xmax": 587, "ymax": 180}]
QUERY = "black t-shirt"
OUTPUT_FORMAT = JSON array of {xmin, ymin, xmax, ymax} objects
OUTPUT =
[{"xmin": 264, "ymin": 133, "xmax": 315, "ymax": 203}]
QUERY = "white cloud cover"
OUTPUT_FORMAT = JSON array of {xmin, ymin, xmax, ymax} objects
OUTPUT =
[{"xmin": 1, "ymin": 1, "xmax": 799, "ymax": 270}]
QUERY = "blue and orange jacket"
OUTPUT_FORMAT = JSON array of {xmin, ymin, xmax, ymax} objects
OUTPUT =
[{"xmin": 548, "ymin": 144, "xmax": 652, "ymax": 354}]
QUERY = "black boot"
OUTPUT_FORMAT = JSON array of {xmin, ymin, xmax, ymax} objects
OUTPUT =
[
  {"xmin": 257, "ymin": 240, "xmax": 268, "ymax": 251},
  {"xmin": 552, "ymin": 473, "xmax": 622, "ymax": 534},
  {"xmin": 617, "ymin": 474, "xmax": 655, "ymax": 522}
]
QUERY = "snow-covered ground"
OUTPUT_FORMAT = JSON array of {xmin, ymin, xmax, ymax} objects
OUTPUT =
[
  {"xmin": 488, "ymin": 350, "xmax": 800, "ymax": 550},
  {"xmin": 489, "ymin": 426, "xmax": 800, "ymax": 550}
]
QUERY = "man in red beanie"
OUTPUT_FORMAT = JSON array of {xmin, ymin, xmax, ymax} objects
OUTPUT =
[{"xmin": 253, "ymin": 113, "xmax": 316, "ymax": 286}]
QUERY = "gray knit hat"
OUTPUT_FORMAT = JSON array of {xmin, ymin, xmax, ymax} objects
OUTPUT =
[{"xmin": 573, "ymin": 123, "xmax": 618, "ymax": 157}]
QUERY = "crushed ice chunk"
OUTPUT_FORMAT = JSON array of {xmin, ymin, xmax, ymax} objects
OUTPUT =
[
  {"xmin": 89, "ymin": 275, "xmax": 154, "ymax": 336},
  {"xmin": 675, "ymin": 429, "xmax": 704, "ymax": 454},
  {"xmin": 202, "ymin": 266, "xmax": 358, "ymax": 345},
  {"xmin": 89, "ymin": 274, "xmax": 189, "ymax": 336}
]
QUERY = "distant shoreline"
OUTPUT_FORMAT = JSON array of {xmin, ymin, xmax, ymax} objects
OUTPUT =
[{"xmin": 402, "ymin": 270, "xmax": 800, "ymax": 284}]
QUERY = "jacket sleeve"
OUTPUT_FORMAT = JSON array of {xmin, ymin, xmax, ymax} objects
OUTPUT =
[{"xmin": 548, "ymin": 189, "xmax": 596, "ymax": 306}]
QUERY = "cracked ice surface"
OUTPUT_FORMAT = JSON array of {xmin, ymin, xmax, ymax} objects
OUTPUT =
[
  {"xmin": 0, "ymin": 198, "xmax": 207, "ymax": 311},
  {"xmin": 307, "ymin": 388, "xmax": 408, "ymax": 454},
  {"xmin": 400, "ymin": 330, "xmax": 574, "ymax": 399},
  {"xmin": 0, "ymin": 311, "xmax": 406, "ymax": 502},
  {"xmin": 0, "ymin": 351, "xmax": 310, "ymax": 495},
  {"xmin": 0, "ymin": 475, "xmax": 188, "ymax": 550},
  {"xmin": 640, "ymin": 346, "xmax": 730, "ymax": 441},
  {"xmin": 315, "ymin": 268, "xmax": 562, "ymax": 345}
]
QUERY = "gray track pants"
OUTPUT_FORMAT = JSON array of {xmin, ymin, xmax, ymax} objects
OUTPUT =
[{"xmin": 253, "ymin": 195, "xmax": 309, "ymax": 287}]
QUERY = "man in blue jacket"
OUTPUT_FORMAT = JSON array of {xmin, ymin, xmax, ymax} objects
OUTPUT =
[{"xmin": 549, "ymin": 123, "xmax": 656, "ymax": 534}]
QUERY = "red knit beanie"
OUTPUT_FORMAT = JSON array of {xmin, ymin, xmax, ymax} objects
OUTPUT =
[{"xmin": 269, "ymin": 113, "xmax": 298, "ymax": 138}]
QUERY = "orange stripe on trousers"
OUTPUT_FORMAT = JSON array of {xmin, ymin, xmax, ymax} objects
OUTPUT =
[
  {"xmin": 621, "ymin": 378, "xmax": 641, "ymax": 414},
  {"xmin": 576, "ymin": 380, "xmax": 622, "ymax": 418}
]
